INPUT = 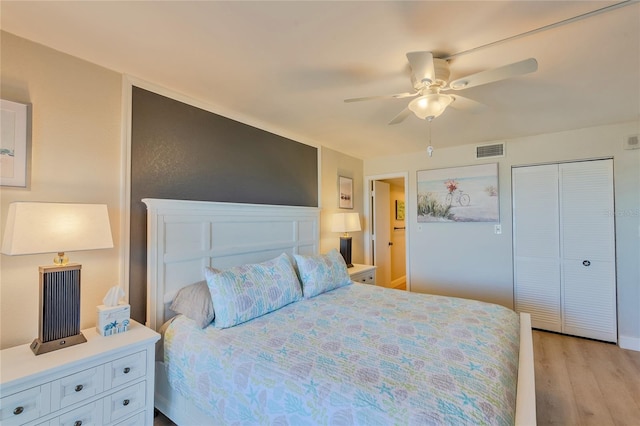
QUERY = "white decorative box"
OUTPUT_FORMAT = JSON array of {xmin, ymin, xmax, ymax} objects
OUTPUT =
[{"xmin": 97, "ymin": 304, "xmax": 131, "ymax": 336}]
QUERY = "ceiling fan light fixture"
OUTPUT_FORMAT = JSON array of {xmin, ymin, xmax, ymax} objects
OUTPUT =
[
  {"xmin": 408, "ymin": 93, "xmax": 453, "ymax": 120},
  {"xmin": 449, "ymin": 80, "xmax": 468, "ymax": 90},
  {"xmin": 345, "ymin": 51, "xmax": 538, "ymax": 125}
]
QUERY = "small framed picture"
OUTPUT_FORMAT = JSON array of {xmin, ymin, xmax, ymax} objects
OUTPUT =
[
  {"xmin": 395, "ymin": 200, "xmax": 405, "ymax": 220},
  {"xmin": 1, "ymin": 99, "xmax": 29, "ymax": 187},
  {"xmin": 338, "ymin": 176, "xmax": 353, "ymax": 209}
]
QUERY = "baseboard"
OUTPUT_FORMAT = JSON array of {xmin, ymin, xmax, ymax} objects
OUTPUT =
[
  {"xmin": 619, "ymin": 335, "xmax": 640, "ymax": 351},
  {"xmin": 391, "ymin": 276, "xmax": 406, "ymax": 289}
]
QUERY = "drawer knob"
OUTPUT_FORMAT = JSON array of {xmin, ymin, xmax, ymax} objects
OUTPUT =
[
  {"xmin": 123, "ymin": 399, "xmax": 130, "ymax": 406},
  {"xmin": 74, "ymin": 421, "xmax": 83, "ymax": 426},
  {"xmin": 75, "ymin": 384, "xmax": 84, "ymax": 392},
  {"xmin": 13, "ymin": 406, "xmax": 24, "ymax": 415},
  {"xmin": 123, "ymin": 367, "xmax": 131, "ymax": 374}
]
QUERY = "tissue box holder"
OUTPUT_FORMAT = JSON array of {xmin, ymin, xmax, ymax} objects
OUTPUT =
[{"xmin": 97, "ymin": 304, "xmax": 131, "ymax": 336}]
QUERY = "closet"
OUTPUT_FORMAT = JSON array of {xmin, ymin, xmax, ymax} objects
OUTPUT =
[{"xmin": 512, "ymin": 159, "xmax": 617, "ymax": 342}]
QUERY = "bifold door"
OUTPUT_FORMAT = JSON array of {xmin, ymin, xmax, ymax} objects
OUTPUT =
[{"xmin": 513, "ymin": 159, "xmax": 617, "ymax": 342}]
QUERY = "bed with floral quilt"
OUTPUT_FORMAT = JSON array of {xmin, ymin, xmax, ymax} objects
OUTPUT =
[{"xmin": 143, "ymin": 199, "xmax": 535, "ymax": 426}]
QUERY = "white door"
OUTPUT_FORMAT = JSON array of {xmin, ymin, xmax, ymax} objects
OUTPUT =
[
  {"xmin": 373, "ymin": 180, "xmax": 391, "ymax": 287},
  {"xmin": 513, "ymin": 164, "xmax": 562, "ymax": 332},
  {"xmin": 559, "ymin": 160, "xmax": 617, "ymax": 342},
  {"xmin": 513, "ymin": 159, "xmax": 617, "ymax": 342}
]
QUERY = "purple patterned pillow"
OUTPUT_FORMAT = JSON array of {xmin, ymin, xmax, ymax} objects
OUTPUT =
[
  {"xmin": 205, "ymin": 253, "xmax": 302, "ymax": 328},
  {"xmin": 169, "ymin": 280, "xmax": 214, "ymax": 328}
]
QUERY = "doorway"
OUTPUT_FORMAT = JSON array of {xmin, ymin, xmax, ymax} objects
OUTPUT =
[{"xmin": 366, "ymin": 173, "xmax": 409, "ymax": 291}]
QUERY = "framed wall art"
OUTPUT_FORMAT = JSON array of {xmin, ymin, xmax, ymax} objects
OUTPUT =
[
  {"xmin": 338, "ymin": 176, "xmax": 353, "ymax": 209},
  {"xmin": 417, "ymin": 163, "xmax": 499, "ymax": 223},
  {"xmin": 1, "ymin": 99, "xmax": 29, "ymax": 187},
  {"xmin": 395, "ymin": 200, "xmax": 405, "ymax": 220}
]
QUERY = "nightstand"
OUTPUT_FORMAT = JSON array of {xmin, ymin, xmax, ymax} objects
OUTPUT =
[
  {"xmin": 0, "ymin": 320, "xmax": 160, "ymax": 426},
  {"xmin": 349, "ymin": 264, "xmax": 376, "ymax": 285}
]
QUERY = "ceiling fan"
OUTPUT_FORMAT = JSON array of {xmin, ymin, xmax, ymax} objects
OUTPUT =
[{"xmin": 344, "ymin": 51, "xmax": 538, "ymax": 124}]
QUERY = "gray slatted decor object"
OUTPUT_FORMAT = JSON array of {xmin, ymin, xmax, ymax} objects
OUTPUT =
[
  {"xmin": 30, "ymin": 263, "xmax": 88, "ymax": 355},
  {"xmin": 38, "ymin": 265, "xmax": 83, "ymax": 346}
]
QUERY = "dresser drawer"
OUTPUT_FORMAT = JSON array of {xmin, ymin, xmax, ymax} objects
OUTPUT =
[
  {"xmin": 0, "ymin": 384, "xmax": 51, "ymax": 426},
  {"xmin": 52, "ymin": 366, "xmax": 104, "ymax": 410},
  {"xmin": 113, "ymin": 410, "xmax": 145, "ymax": 426},
  {"xmin": 350, "ymin": 270, "xmax": 375, "ymax": 285},
  {"xmin": 104, "ymin": 381, "xmax": 146, "ymax": 424},
  {"xmin": 106, "ymin": 351, "xmax": 146, "ymax": 390},
  {"xmin": 54, "ymin": 399, "xmax": 103, "ymax": 426}
]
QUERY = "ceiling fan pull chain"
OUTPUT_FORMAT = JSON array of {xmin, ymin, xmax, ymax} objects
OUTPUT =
[{"xmin": 427, "ymin": 118, "xmax": 434, "ymax": 157}]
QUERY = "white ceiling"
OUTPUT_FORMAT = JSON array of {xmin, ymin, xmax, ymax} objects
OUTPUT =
[{"xmin": 2, "ymin": 1, "xmax": 639, "ymax": 159}]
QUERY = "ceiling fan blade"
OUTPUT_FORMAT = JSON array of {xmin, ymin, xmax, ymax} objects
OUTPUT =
[
  {"xmin": 344, "ymin": 92, "xmax": 417, "ymax": 103},
  {"xmin": 449, "ymin": 58, "xmax": 538, "ymax": 90},
  {"xmin": 406, "ymin": 51, "xmax": 435, "ymax": 84},
  {"xmin": 388, "ymin": 107, "xmax": 412, "ymax": 125},
  {"xmin": 449, "ymin": 95, "xmax": 487, "ymax": 113}
]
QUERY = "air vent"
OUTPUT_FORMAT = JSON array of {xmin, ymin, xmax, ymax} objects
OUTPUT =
[
  {"xmin": 476, "ymin": 143, "xmax": 505, "ymax": 159},
  {"xmin": 624, "ymin": 134, "xmax": 639, "ymax": 150}
]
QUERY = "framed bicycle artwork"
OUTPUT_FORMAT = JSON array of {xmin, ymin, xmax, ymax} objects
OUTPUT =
[{"xmin": 416, "ymin": 163, "xmax": 499, "ymax": 223}]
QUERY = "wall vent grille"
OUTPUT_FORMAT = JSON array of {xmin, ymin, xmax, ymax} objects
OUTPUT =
[
  {"xmin": 476, "ymin": 143, "xmax": 505, "ymax": 159},
  {"xmin": 625, "ymin": 134, "xmax": 639, "ymax": 150}
]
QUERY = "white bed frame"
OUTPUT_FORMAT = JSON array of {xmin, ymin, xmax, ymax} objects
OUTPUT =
[{"xmin": 143, "ymin": 198, "xmax": 536, "ymax": 425}]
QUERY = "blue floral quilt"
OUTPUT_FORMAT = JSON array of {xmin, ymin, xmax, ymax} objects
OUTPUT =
[{"xmin": 164, "ymin": 284, "xmax": 520, "ymax": 425}]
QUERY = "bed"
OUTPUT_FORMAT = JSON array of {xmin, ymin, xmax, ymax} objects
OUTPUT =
[{"xmin": 143, "ymin": 198, "xmax": 536, "ymax": 425}]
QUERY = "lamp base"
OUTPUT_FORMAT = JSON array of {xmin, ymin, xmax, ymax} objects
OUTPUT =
[
  {"xmin": 30, "ymin": 332, "xmax": 87, "ymax": 355},
  {"xmin": 339, "ymin": 236, "xmax": 354, "ymax": 268},
  {"xmin": 33, "ymin": 263, "xmax": 85, "ymax": 356}
]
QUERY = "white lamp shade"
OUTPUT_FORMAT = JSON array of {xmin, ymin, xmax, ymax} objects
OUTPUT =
[
  {"xmin": 331, "ymin": 212, "xmax": 361, "ymax": 233},
  {"xmin": 1, "ymin": 202, "xmax": 113, "ymax": 256},
  {"xmin": 408, "ymin": 93, "xmax": 453, "ymax": 120}
]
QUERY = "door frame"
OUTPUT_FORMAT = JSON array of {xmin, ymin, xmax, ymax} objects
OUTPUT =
[{"xmin": 365, "ymin": 172, "xmax": 410, "ymax": 291}]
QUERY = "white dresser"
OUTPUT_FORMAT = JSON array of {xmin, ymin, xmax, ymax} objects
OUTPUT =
[
  {"xmin": 349, "ymin": 264, "xmax": 376, "ymax": 285},
  {"xmin": 0, "ymin": 320, "xmax": 160, "ymax": 426}
]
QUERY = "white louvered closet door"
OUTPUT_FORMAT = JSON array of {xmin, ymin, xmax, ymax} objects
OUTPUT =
[
  {"xmin": 512, "ymin": 165, "xmax": 562, "ymax": 332},
  {"xmin": 559, "ymin": 160, "xmax": 616, "ymax": 342},
  {"xmin": 513, "ymin": 160, "xmax": 617, "ymax": 342}
]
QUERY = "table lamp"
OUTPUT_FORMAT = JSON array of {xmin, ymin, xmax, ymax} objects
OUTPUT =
[
  {"xmin": 331, "ymin": 212, "xmax": 361, "ymax": 268},
  {"xmin": 2, "ymin": 202, "xmax": 113, "ymax": 355}
]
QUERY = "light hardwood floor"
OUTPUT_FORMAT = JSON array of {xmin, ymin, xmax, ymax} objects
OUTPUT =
[
  {"xmin": 534, "ymin": 330, "xmax": 640, "ymax": 425},
  {"xmin": 155, "ymin": 330, "xmax": 640, "ymax": 425}
]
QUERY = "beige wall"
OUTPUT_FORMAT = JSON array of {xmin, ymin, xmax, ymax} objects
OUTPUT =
[
  {"xmin": 1, "ymin": 32, "xmax": 123, "ymax": 349},
  {"xmin": 365, "ymin": 121, "xmax": 640, "ymax": 350},
  {"xmin": 319, "ymin": 147, "xmax": 365, "ymax": 262},
  {"xmin": 0, "ymin": 32, "xmax": 365, "ymax": 349}
]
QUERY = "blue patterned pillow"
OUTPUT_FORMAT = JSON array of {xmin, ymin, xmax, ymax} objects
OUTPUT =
[
  {"xmin": 293, "ymin": 249, "xmax": 352, "ymax": 299},
  {"xmin": 205, "ymin": 253, "xmax": 302, "ymax": 329}
]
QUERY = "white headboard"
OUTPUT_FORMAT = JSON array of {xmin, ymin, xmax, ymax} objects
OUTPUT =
[{"xmin": 143, "ymin": 198, "xmax": 320, "ymax": 331}]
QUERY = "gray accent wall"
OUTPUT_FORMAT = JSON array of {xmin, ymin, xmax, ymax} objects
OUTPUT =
[{"xmin": 130, "ymin": 87, "xmax": 318, "ymax": 322}]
